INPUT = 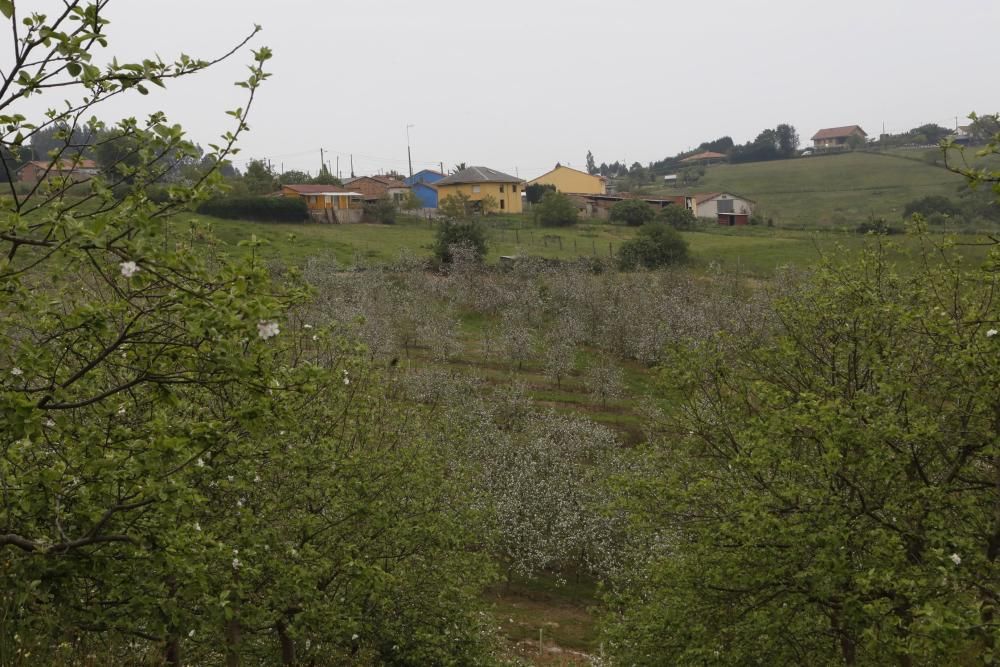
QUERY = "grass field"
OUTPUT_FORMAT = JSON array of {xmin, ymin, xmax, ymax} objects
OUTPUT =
[
  {"xmin": 199, "ymin": 213, "xmax": 993, "ymax": 276},
  {"xmin": 647, "ymin": 151, "xmax": 982, "ymax": 229}
]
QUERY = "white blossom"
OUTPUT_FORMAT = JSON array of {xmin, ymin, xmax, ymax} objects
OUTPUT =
[
  {"xmin": 196, "ymin": 457, "xmax": 205, "ymax": 468},
  {"xmin": 256, "ymin": 320, "xmax": 280, "ymax": 340},
  {"xmin": 11, "ymin": 367, "xmax": 23, "ymax": 376},
  {"xmin": 188, "ymin": 630, "xmax": 195, "ymax": 638},
  {"xmin": 351, "ymin": 633, "xmax": 359, "ymax": 641},
  {"xmin": 119, "ymin": 261, "xmax": 140, "ymax": 278},
  {"xmin": 236, "ymin": 499, "xmax": 243, "ymax": 508},
  {"xmin": 987, "ymin": 329, "xmax": 998, "ymax": 338},
  {"xmin": 193, "ymin": 522, "xmax": 201, "ymax": 532},
  {"xmin": 950, "ymin": 553, "xmax": 962, "ymax": 565},
  {"xmin": 232, "ymin": 557, "xmax": 241, "ymax": 570},
  {"xmin": 303, "ymin": 324, "xmax": 313, "ymax": 329},
  {"xmin": 44, "ymin": 419, "xmax": 55, "ymax": 428}
]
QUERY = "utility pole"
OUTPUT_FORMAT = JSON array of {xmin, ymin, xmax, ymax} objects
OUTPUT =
[
  {"xmin": 336, "ymin": 156, "xmax": 340, "ymax": 179},
  {"xmin": 406, "ymin": 124, "xmax": 415, "ymax": 179},
  {"xmin": 319, "ymin": 147, "xmax": 325, "ymax": 174},
  {"xmin": 350, "ymin": 154, "xmax": 354, "ymax": 178},
  {"xmin": 439, "ymin": 162, "xmax": 444, "ymax": 175}
]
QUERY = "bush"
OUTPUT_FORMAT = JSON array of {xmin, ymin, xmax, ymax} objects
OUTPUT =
[
  {"xmin": 656, "ymin": 204, "xmax": 697, "ymax": 230},
  {"xmin": 618, "ymin": 223, "xmax": 689, "ymax": 270},
  {"xmin": 535, "ymin": 191, "xmax": 579, "ymax": 227},
  {"xmin": 434, "ymin": 220, "xmax": 487, "ymax": 264},
  {"xmin": 365, "ymin": 197, "xmax": 397, "ymax": 224},
  {"xmin": 609, "ymin": 199, "xmax": 656, "ymax": 226},
  {"xmin": 525, "ymin": 183, "xmax": 556, "ymax": 205},
  {"xmin": 855, "ymin": 217, "xmax": 902, "ymax": 235},
  {"xmin": 197, "ymin": 196, "xmax": 309, "ymax": 222},
  {"xmin": 903, "ymin": 195, "xmax": 960, "ymax": 220}
]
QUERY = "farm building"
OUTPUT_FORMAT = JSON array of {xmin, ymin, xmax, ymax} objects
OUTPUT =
[
  {"xmin": 528, "ymin": 164, "xmax": 607, "ymax": 195},
  {"xmin": 342, "ymin": 175, "xmax": 410, "ymax": 203},
  {"xmin": 570, "ymin": 193, "xmax": 687, "ymax": 221},
  {"xmin": 18, "ymin": 158, "xmax": 100, "ymax": 183},
  {"xmin": 811, "ymin": 125, "xmax": 867, "ymax": 149},
  {"xmin": 434, "ymin": 166, "xmax": 524, "ymax": 214},
  {"xmin": 404, "ymin": 169, "xmax": 445, "ymax": 208},
  {"xmin": 280, "ymin": 184, "xmax": 364, "ymax": 223},
  {"xmin": 693, "ymin": 192, "xmax": 755, "ymax": 223}
]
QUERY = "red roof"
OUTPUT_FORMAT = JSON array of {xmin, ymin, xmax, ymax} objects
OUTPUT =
[
  {"xmin": 282, "ymin": 184, "xmax": 352, "ymax": 194},
  {"xmin": 22, "ymin": 158, "xmax": 99, "ymax": 171},
  {"xmin": 681, "ymin": 151, "xmax": 727, "ymax": 162},
  {"xmin": 811, "ymin": 125, "xmax": 867, "ymax": 141}
]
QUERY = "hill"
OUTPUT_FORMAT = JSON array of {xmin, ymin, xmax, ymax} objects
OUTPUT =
[{"xmin": 647, "ymin": 151, "xmax": 975, "ymax": 228}]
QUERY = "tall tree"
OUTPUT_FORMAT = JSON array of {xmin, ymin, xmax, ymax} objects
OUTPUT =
[
  {"xmin": 775, "ymin": 123, "xmax": 800, "ymax": 157},
  {"xmin": 586, "ymin": 150, "xmax": 597, "ymax": 175}
]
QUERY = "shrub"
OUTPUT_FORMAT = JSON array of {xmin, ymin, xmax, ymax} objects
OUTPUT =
[
  {"xmin": 656, "ymin": 204, "xmax": 697, "ymax": 230},
  {"xmin": 197, "ymin": 196, "xmax": 309, "ymax": 222},
  {"xmin": 618, "ymin": 223, "xmax": 689, "ymax": 270},
  {"xmin": 365, "ymin": 197, "xmax": 397, "ymax": 224},
  {"xmin": 855, "ymin": 217, "xmax": 902, "ymax": 235},
  {"xmin": 535, "ymin": 191, "xmax": 579, "ymax": 227},
  {"xmin": 434, "ymin": 220, "xmax": 487, "ymax": 264},
  {"xmin": 609, "ymin": 199, "xmax": 656, "ymax": 226},
  {"xmin": 903, "ymin": 195, "xmax": 960, "ymax": 220},
  {"xmin": 525, "ymin": 182, "xmax": 556, "ymax": 205}
]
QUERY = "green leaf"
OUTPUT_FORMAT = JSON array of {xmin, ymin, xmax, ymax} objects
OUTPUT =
[
  {"xmin": 0, "ymin": 0, "xmax": 13, "ymax": 19},
  {"xmin": 66, "ymin": 62, "xmax": 81, "ymax": 77}
]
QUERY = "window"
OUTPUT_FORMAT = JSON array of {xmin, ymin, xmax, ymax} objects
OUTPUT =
[
  {"xmin": 500, "ymin": 200, "xmax": 505, "ymax": 210},
  {"xmin": 472, "ymin": 185, "xmax": 481, "ymax": 194},
  {"xmin": 500, "ymin": 185, "xmax": 505, "ymax": 193},
  {"xmin": 513, "ymin": 185, "xmax": 518, "ymax": 193}
]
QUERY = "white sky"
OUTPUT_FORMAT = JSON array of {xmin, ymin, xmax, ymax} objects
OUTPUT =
[{"xmin": 9, "ymin": 0, "xmax": 1000, "ymax": 179}]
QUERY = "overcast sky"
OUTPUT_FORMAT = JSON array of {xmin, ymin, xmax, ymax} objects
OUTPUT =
[{"xmin": 15, "ymin": 0, "xmax": 1000, "ymax": 179}]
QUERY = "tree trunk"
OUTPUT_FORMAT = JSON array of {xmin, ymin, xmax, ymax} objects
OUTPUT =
[
  {"xmin": 225, "ymin": 618, "xmax": 242, "ymax": 667},
  {"xmin": 164, "ymin": 637, "xmax": 181, "ymax": 667},
  {"xmin": 277, "ymin": 620, "xmax": 296, "ymax": 665}
]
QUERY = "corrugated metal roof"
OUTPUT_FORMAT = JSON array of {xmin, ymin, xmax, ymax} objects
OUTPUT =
[{"xmin": 435, "ymin": 166, "xmax": 522, "ymax": 186}]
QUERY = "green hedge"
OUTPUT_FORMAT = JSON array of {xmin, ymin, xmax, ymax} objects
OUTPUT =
[{"xmin": 197, "ymin": 196, "xmax": 309, "ymax": 222}]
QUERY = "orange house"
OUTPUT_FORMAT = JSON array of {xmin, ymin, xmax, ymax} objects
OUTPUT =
[{"xmin": 280, "ymin": 184, "xmax": 364, "ymax": 223}]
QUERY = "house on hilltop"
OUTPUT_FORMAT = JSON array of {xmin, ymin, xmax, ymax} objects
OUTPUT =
[
  {"xmin": 279, "ymin": 184, "xmax": 364, "ymax": 223},
  {"xmin": 403, "ymin": 169, "xmax": 445, "ymax": 208},
  {"xmin": 528, "ymin": 164, "xmax": 607, "ymax": 195},
  {"xmin": 812, "ymin": 125, "xmax": 867, "ymax": 150},
  {"xmin": 434, "ymin": 166, "xmax": 524, "ymax": 214},
  {"xmin": 680, "ymin": 151, "xmax": 727, "ymax": 164}
]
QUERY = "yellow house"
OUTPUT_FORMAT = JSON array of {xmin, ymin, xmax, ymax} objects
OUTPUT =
[
  {"xmin": 434, "ymin": 166, "xmax": 524, "ymax": 214},
  {"xmin": 280, "ymin": 184, "xmax": 365, "ymax": 223},
  {"xmin": 528, "ymin": 164, "xmax": 607, "ymax": 195}
]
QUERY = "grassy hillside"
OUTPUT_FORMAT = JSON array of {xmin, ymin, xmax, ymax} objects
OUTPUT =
[{"xmin": 648, "ymin": 151, "xmax": 972, "ymax": 228}]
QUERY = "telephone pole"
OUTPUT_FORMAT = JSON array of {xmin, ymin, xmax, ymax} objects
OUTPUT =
[
  {"xmin": 319, "ymin": 147, "xmax": 325, "ymax": 174},
  {"xmin": 406, "ymin": 124, "xmax": 415, "ymax": 179}
]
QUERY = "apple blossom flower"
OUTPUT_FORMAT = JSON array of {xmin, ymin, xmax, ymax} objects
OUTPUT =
[
  {"xmin": 257, "ymin": 320, "xmax": 280, "ymax": 340},
  {"xmin": 950, "ymin": 553, "xmax": 962, "ymax": 565},
  {"xmin": 987, "ymin": 329, "xmax": 998, "ymax": 338},
  {"xmin": 11, "ymin": 367, "xmax": 22, "ymax": 376},
  {"xmin": 119, "ymin": 261, "xmax": 139, "ymax": 278}
]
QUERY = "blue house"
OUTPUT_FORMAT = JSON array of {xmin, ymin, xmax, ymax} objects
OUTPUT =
[{"xmin": 404, "ymin": 169, "xmax": 445, "ymax": 208}]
